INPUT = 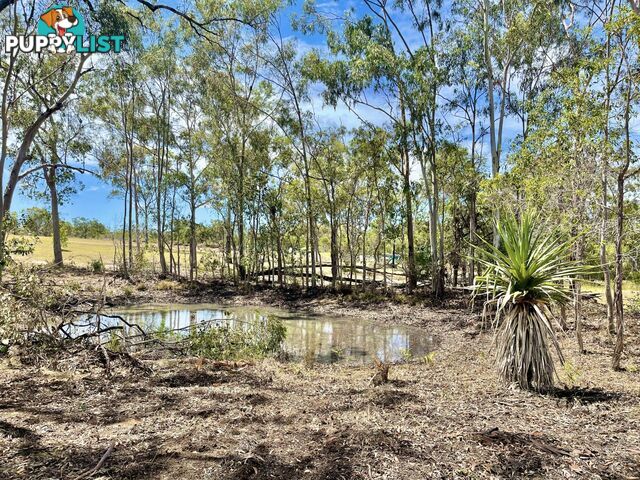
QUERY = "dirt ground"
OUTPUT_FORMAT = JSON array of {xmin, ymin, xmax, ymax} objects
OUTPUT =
[{"xmin": 1, "ymin": 270, "xmax": 639, "ymax": 479}]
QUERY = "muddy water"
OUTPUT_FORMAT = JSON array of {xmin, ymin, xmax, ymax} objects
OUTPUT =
[{"xmin": 91, "ymin": 304, "xmax": 436, "ymax": 364}]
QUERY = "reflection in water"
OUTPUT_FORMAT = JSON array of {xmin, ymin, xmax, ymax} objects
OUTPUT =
[{"xmin": 86, "ymin": 304, "xmax": 436, "ymax": 364}]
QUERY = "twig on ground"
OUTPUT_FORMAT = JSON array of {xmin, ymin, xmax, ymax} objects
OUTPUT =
[{"xmin": 72, "ymin": 444, "xmax": 114, "ymax": 480}]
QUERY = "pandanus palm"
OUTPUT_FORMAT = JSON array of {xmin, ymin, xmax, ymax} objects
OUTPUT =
[{"xmin": 472, "ymin": 212, "xmax": 583, "ymax": 392}]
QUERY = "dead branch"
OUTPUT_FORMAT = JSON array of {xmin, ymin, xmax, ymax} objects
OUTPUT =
[{"xmin": 73, "ymin": 444, "xmax": 114, "ymax": 480}]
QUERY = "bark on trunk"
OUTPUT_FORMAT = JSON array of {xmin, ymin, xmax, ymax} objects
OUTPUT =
[{"xmin": 45, "ymin": 168, "xmax": 63, "ymax": 266}]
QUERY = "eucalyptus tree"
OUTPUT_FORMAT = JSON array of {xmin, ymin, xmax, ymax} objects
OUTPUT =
[
  {"xmin": 0, "ymin": 1, "xmax": 92, "ymax": 272},
  {"xmin": 138, "ymin": 30, "xmax": 178, "ymax": 274},
  {"xmin": 504, "ymin": 1, "xmax": 640, "ymax": 366},
  {"xmin": 91, "ymin": 46, "xmax": 143, "ymax": 275},
  {"xmin": 191, "ymin": 9, "xmax": 275, "ymax": 281},
  {"xmin": 606, "ymin": 4, "xmax": 640, "ymax": 370},
  {"xmin": 444, "ymin": 6, "xmax": 493, "ymax": 284},
  {"xmin": 263, "ymin": 18, "xmax": 321, "ymax": 287},
  {"xmin": 23, "ymin": 111, "xmax": 92, "ymax": 266},
  {"xmin": 348, "ymin": 127, "xmax": 397, "ymax": 289},
  {"xmin": 261, "ymin": 149, "xmax": 292, "ymax": 286},
  {"xmin": 302, "ymin": 0, "xmax": 456, "ymax": 295},
  {"xmin": 303, "ymin": 14, "xmax": 421, "ymax": 291},
  {"xmin": 459, "ymin": 0, "xmax": 568, "ymax": 246},
  {"xmin": 506, "ymin": 59, "xmax": 605, "ymax": 353},
  {"xmin": 582, "ymin": 0, "xmax": 640, "ymax": 345},
  {"xmin": 436, "ymin": 142, "xmax": 478, "ymax": 287},
  {"xmin": 0, "ymin": 0, "xmax": 146, "ymax": 274},
  {"xmin": 173, "ymin": 61, "xmax": 216, "ymax": 281},
  {"xmin": 307, "ymin": 128, "xmax": 348, "ymax": 287}
]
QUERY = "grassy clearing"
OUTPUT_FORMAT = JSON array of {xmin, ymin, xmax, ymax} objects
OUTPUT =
[
  {"xmin": 10, "ymin": 235, "xmax": 194, "ymax": 270},
  {"xmin": 14, "ymin": 235, "xmax": 117, "ymax": 266},
  {"xmin": 11, "ymin": 236, "xmax": 409, "ymax": 286},
  {"xmin": 13, "ymin": 235, "xmax": 640, "ymax": 305},
  {"xmin": 582, "ymin": 279, "xmax": 640, "ymax": 308}
]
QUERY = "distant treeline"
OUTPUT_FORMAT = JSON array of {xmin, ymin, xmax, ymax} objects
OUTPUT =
[{"xmin": 17, "ymin": 207, "xmax": 110, "ymax": 240}]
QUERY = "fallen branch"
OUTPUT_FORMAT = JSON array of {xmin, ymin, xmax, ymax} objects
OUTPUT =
[{"xmin": 73, "ymin": 444, "xmax": 114, "ymax": 480}]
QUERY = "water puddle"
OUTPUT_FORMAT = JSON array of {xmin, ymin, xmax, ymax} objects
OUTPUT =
[{"xmin": 80, "ymin": 304, "xmax": 437, "ymax": 364}]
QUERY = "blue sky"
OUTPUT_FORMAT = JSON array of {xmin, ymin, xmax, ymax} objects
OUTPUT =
[
  {"xmin": 11, "ymin": 0, "xmax": 517, "ymax": 227},
  {"xmin": 12, "ymin": 1, "xmax": 367, "ymax": 227},
  {"xmin": 12, "ymin": 1, "xmax": 354, "ymax": 227},
  {"xmin": 12, "ymin": 175, "xmax": 124, "ymax": 229}
]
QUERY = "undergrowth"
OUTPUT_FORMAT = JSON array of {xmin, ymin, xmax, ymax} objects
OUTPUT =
[{"xmin": 186, "ymin": 316, "xmax": 286, "ymax": 360}]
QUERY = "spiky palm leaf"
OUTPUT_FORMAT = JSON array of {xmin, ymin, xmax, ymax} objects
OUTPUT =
[{"xmin": 472, "ymin": 212, "xmax": 582, "ymax": 392}]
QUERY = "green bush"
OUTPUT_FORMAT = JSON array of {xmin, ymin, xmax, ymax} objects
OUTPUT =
[
  {"xmin": 187, "ymin": 316, "xmax": 286, "ymax": 360},
  {"xmin": 0, "ymin": 266, "xmax": 58, "ymax": 345},
  {"xmin": 90, "ymin": 258, "xmax": 105, "ymax": 273},
  {"xmin": 1, "ymin": 235, "xmax": 34, "ymax": 273}
]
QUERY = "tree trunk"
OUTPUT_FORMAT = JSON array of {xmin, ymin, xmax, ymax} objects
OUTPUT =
[
  {"xmin": 468, "ymin": 192, "xmax": 477, "ymax": 285},
  {"xmin": 330, "ymin": 219, "xmax": 339, "ymax": 289},
  {"xmin": 483, "ymin": 0, "xmax": 501, "ymax": 248},
  {"xmin": 574, "ymin": 281, "xmax": 584, "ymax": 354},
  {"xmin": 612, "ymin": 78, "xmax": 632, "ymax": 370},
  {"xmin": 127, "ymin": 148, "xmax": 134, "ymax": 270},
  {"xmin": 612, "ymin": 165, "xmax": 626, "ymax": 370},
  {"xmin": 600, "ymin": 175, "xmax": 615, "ymax": 334},
  {"xmin": 403, "ymin": 153, "xmax": 417, "ymax": 292},
  {"xmin": 190, "ymin": 199, "xmax": 197, "ymax": 281},
  {"xmin": 0, "ymin": 54, "xmax": 89, "ymax": 270},
  {"xmin": 45, "ymin": 168, "xmax": 63, "ymax": 266}
]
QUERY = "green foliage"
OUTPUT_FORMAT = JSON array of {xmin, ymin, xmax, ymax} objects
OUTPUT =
[
  {"xmin": 187, "ymin": 316, "xmax": 286, "ymax": 360},
  {"xmin": 60, "ymin": 221, "xmax": 71, "ymax": 248},
  {"xmin": 0, "ymin": 265, "xmax": 57, "ymax": 345},
  {"xmin": 18, "ymin": 210, "xmax": 107, "ymax": 244},
  {"xmin": 106, "ymin": 331, "xmax": 122, "ymax": 352},
  {"xmin": 72, "ymin": 218, "xmax": 110, "ymax": 239},
  {"xmin": 414, "ymin": 246, "xmax": 432, "ymax": 281},
  {"xmin": 90, "ymin": 258, "xmax": 105, "ymax": 273},
  {"xmin": 154, "ymin": 317, "xmax": 177, "ymax": 342},
  {"xmin": 1, "ymin": 232, "xmax": 35, "ymax": 272},
  {"xmin": 473, "ymin": 211, "xmax": 583, "ymax": 391},
  {"xmin": 422, "ymin": 351, "xmax": 437, "ymax": 366},
  {"xmin": 21, "ymin": 207, "xmax": 52, "ymax": 237}
]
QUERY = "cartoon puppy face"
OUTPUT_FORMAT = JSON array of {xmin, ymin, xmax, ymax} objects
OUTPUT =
[{"xmin": 40, "ymin": 7, "xmax": 78, "ymax": 36}]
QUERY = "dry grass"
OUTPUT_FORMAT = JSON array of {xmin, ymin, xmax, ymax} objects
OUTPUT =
[
  {"xmin": 10, "ymin": 235, "xmax": 201, "ymax": 271},
  {"xmin": 1, "ymin": 327, "xmax": 638, "ymax": 479},
  {"xmin": 0, "ymin": 272, "xmax": 639, "ymax": 479},
  {"xmin": 582, "ymin": 279, "xmax": 640, "ymax": 307}
]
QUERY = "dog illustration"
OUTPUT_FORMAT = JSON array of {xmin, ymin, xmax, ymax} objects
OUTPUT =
[{"xmin": 40, "ymin": 7, "xmax": 78, "ymax": 36}]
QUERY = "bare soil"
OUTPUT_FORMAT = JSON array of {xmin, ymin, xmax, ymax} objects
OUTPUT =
[{"xmin": 1, "ymin": 270, "xmax": 639, "ymax": 479}]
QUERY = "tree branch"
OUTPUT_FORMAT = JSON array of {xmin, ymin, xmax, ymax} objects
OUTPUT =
[{"xmin": 17, "ymin": 163, "xmax": 96, "ymax": 182}]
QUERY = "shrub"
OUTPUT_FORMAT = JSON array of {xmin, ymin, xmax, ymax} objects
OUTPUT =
[
  {"xmin": 472, "ymin": 211, "xmax": 583, "ymax": 392},
  {"xmin": 0, "ymin": 266, "xmax": 58, "ymax": 345},
  {"xmin": 90, "ymin": 258, "xmax": 104, "ymax": 273},
  {"xmin": 1, "ymin": 235, "xmax": 34, "ymax": 273},
  {"xmin": 186, "ymin": 315, "xmax": 286, "ymax": 360},
  {"xmin": 156, "ymin": 280, "xmax": 178, "ymax": 291}
]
